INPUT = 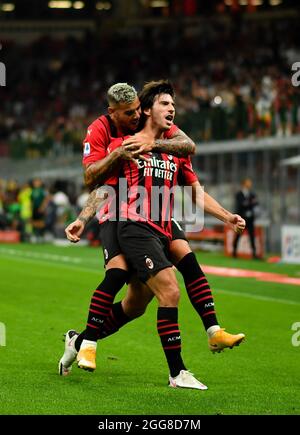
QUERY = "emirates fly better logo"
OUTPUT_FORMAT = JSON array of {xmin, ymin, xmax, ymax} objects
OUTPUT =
[{"xmin": 137, "ymin": 155, "xmax": 178, "ymax": 181}]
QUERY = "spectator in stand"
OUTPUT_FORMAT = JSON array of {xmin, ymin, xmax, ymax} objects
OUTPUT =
[
  {"xmin": 51, "ymin": 180, "xmax": 73, "ymax": 238},
  {"xmin": 0, "ymin": 18, "xmax": 299, "ymax": 153},
  {"xmin": 233, "ymin": 178, "xmax": 259, "ymax": 259},
  {"xmin": 30, "ymin": 178, "xmax": 47, "ymax": 243},
  {"xmin": 3, "ymin": 180, "xmax": 22, "ymax": 233},
  {"xmin": 18, "ymin": 181, "xmax": 32, "ymax": 241},
  {"xmin": 43, "ymin": 186, "xmax": 57, "ymax": 241}
]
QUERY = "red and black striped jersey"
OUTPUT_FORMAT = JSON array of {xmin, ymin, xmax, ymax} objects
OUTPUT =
[
  {"xmin": 82, "ymin": 114, "xmax": 179, "ymax": 166},
  {"xmin": 106, "ymin": 137, "xmax": 198, "ymax": 239}
]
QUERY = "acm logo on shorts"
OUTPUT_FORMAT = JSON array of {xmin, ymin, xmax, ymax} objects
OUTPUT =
[{"xmin": 145, "ymin": 256, "xmax": 154, "ymax": 270}]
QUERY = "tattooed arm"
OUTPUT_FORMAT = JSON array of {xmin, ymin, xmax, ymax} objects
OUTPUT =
[
  {"xmin": 153, "ymin": 129, "xmax": 196, "ymax": 156},
  {"xmin": 65, "ymin": 188, "xmax": 107, "ymax": 242},
  {"xmin": 123, "ymin": 129, "xmax": 196, "ymax": 158},
  {"xmin": 78, "ymin": 188, "xmax": 103, "ymax": 224},
  {"xmin": 84, "ymin": 146, "xmax": 138, "ymax": 189}
]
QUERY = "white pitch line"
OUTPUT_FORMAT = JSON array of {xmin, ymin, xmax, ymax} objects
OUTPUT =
[
  {"xmin": 1, "ymin": 247, "xmax": 300, "ymax": 306},
  {"xmin": 0, "ymin": 248, "xmax": 102, "ymax": 275},
  {"xmin": 0, "ymin": 247, "xmax": 100, "ymax": 265}
]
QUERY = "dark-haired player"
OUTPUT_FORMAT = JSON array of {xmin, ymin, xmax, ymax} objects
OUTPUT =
[{"xmin": 59, "ymin": 82, "xmax": 245, "ymax": 384}]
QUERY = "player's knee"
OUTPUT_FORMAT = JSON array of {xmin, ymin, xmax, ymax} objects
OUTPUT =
[
  {"xmin": 150, "ymin": 269, "xmax": 180, "ymax": 306},
  {"xmin": 158, "ymin": 284, "xmax": 180, "ymax": 307},
  {"xmin": 169, "ymin": 239, "xmax": 191, "ymax": 265}
]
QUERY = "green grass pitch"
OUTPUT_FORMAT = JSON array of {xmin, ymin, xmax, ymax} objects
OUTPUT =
[{"xmin": 0, "ymin": 243, "xmax": 299, "ymax": 415}]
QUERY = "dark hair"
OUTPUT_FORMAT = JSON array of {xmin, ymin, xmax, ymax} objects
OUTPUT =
[{"xmin": 138, "ymin": 80, "xmax": 175, "ymax": 111}]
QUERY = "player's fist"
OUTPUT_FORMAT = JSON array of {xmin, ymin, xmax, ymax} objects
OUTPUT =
[
  {"xmin": 228, "ymin": 214, "xmax": 246, "ymax": 234},
  {"xmin": 65, "ymin": 219, "xmax": 85, "ymax": 243}
]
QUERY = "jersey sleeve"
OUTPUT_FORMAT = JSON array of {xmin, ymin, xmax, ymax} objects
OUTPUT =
[
  {"xmin": 164, "ymin": 124, "xmax": 179, "ymax": 139},
  {"xmin": 179, "ymin": 156, "xmax": 198, "ymax": 186},
  {"xmin": 103, "ymin": 138, "xmax": 124, "ymax": 185},
  {"xmin": 82, "ymin": 121, "xmax": 108, "ymax": 166}
]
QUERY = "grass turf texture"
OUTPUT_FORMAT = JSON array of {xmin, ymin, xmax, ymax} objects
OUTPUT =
[{"xmin": 0, "ymin": 244, "xmax": 299, "ymax": 415}]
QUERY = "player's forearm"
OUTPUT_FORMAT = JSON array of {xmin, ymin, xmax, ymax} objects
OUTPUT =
[
  {"xmin": 153, "ymin": 139, "xmax": 195, "ymax": 157},
  {"xmin": 191, "ymin": 182, "xmax": 233, "ymax": 223},
  {"xmin": 153, "ymin": 129, "xmax": 196, "ymax": 157},
  {"xmin": 203, "ymin": 192, "xmax": 233, "ymax": 223},
  {"xmin": 78, "ymin": 188, "xmax": 101, "ymax": 224},
  {"xmin": 84, "ymin": 150, "xmax": 123, "ymax": 189}
]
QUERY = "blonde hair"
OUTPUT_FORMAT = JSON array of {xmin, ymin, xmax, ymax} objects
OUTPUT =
[{"xmin": 107, "ymin": 83, "xmax": 137, "ymax": 106}]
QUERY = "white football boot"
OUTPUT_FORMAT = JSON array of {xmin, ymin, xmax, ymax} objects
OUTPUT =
[
  {"xmin": 58, "ymin": 330, "xmax": 79, "ymax": 376},
  {"xmin": 169, "ymin": 370, "xmax": 208, "ymax": 390}
]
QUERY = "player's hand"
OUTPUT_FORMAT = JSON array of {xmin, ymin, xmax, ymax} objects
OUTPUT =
[
  {"xmin": 227, "ymin": 214, "xmax": 246, "ymax": 234},
  {"xmin": 123, "ymin": 134, "xmax": 154, "ymax": 160},
  {"xmin": 65, "ymin": 219, "xmax": 85, "ymax": 243},
  {"xmin": 114, "ymin": 145, "xmax": 140, "ymax": 165}
]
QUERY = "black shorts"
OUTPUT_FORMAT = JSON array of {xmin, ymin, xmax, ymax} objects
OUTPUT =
[
  {"xmin": 171, "ymin": 218, "xmax": 187, "ymax": 242},
  {"xmin": 99, "ymin": 218, "xmax": 186, "ymax": 266},
  {"xmin": 99, "ymin": 220, "xmax": 122, "ymax": 265},
  {"xmin": 118, "ymin": 221, "xmax": 173, "ymax": 283}
]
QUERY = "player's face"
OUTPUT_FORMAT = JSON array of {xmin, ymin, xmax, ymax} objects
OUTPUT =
[
  {"xmin": 150, "ymin": 93, "xmax": 175, "ymax": 131},
  {"xmin": 111, "ymin": 97, "xmax": 141, "ymax": 133}
]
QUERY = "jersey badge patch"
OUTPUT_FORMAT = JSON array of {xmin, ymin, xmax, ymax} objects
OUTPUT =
[{"xmin": 83, "ymin": 142, "xmax": 91, "ymax": 156}]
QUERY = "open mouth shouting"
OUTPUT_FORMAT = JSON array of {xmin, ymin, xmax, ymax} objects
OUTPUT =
[{"xmin": 165, "ymin": 114, "xmax": 174, "ymax": 126}]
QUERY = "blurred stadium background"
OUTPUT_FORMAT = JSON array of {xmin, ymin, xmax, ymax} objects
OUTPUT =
[
  {"xmin": 0, "ymin": 0, "xmax": 300, "ymax": 259},
  {"xmin": 1, "ymin": 0, "xmax": 300, "ymax": 417}
]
